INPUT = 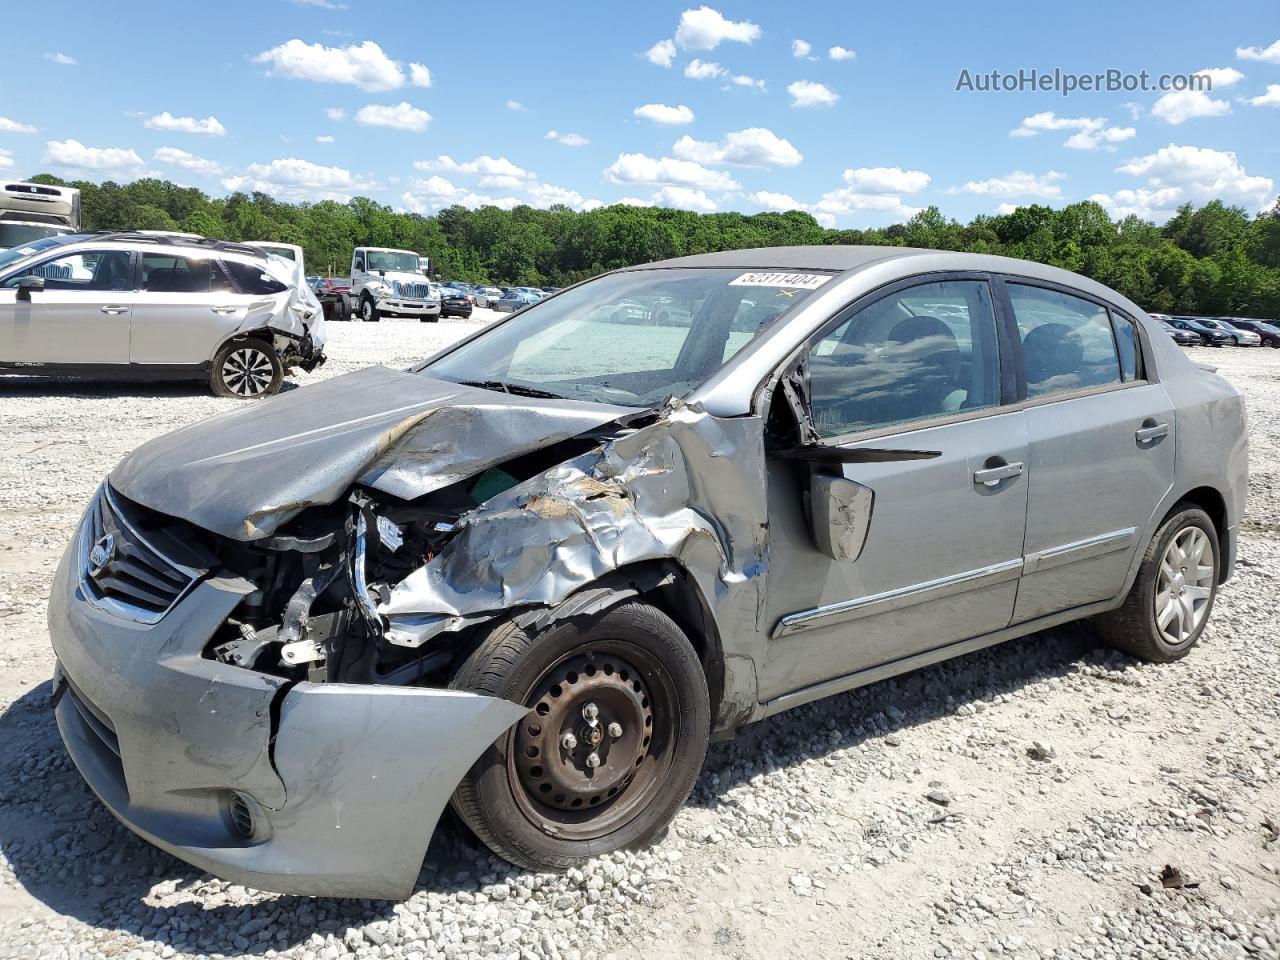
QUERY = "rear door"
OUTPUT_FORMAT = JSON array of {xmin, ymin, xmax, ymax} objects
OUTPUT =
[
  {"xmin": 129, "ymin": 253, "xmax": 250, "ymax": 365},
  {"xmin": 0, "ymin": 249, "xmax": 133, "ymax": 364},
  {"xmin": 998, "ymin": 279, "xmax": 1174, "ymax": 622},
  {"xmin": 760, "ymin": 276, "xmax": 1030, "ymax": 701}
]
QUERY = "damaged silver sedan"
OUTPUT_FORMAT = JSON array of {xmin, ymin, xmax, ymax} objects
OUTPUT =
[{"xmin": 50, "ymin": 246, "xmax": 1247, "ymax": 898}]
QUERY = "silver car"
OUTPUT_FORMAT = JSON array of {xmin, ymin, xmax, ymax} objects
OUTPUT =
[
  {"xmin": 49, "ymin": 246, "xmax": 1246, "ymax": 898},
  {"xmin": 0, "ymin": 232, "xmax": 325, "ymax": 397}
]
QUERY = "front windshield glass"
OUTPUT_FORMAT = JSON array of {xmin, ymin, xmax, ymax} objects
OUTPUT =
[
  {"xmin": 366, "ymin": 250, "xmax": 423, "ymax": 273},
  {"xmin": 426, "ymin": 267, "xmax": 831, "ymax": 407},
  {"xmin": 0, "ymin": 233, "xmax": 85, "ymax": 274}
]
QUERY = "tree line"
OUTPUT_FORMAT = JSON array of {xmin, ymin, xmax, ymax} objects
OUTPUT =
[{"xmin": 27, "ymin": 173, "xmax": 1280, "ymax": 318}]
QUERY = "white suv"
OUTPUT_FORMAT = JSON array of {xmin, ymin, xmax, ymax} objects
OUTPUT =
[{"xmin": 0, "ymin": 232, "xmax": 325, "ymax": 397}]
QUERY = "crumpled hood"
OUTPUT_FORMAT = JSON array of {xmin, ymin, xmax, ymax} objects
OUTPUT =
[{"xmin": 109, "ymin": 365, "xmax": 630, "ymax": 541}]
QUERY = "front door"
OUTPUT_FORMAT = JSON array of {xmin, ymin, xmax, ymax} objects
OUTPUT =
[
  {"xmin": 760, "ymin": 277, "xmax": 1029, "ymax": 702},
  {"xmin": 999, "ymin": 280, "xmax": 1175, "ymax": 622},
  {"xmin": 0, "ymin": 249, "xmax": 133, "ymax": 365}
]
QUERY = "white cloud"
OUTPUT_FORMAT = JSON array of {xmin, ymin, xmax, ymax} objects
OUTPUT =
[
  {"xmin": 153, "ymin": 146, "xmax": 224, "ymax": 176},
  {"xmin": 326, "ymin": 107, "xmax": 347, "ymax": 121},
  {"xmin": 409, "ymin": 63, "xmax": 432, "ymax": 87},
  {"xmin": 603, "ymin": 152, "xmax": 739, "ymax": 190},
  {"xmin": 671, "ymin": 127, "xmax": 802, "ymax": 167},
  {"xmin": 415, "ymin": 155, "xmax": 532, "ymax": 180},
  {"xmin": 995, "ymin": 203, "xmax": 1018, "ymax": 215},
  {"xmin": 45, "ymin": 52, "xmax": 75, "ymax": 65},
  {"xmin": 526, "ymin": 182, "xmax": 600, "ymax": 210},
  {"xmin": 45, "ymin": 138, "xmax": 144, "ymax": 173},
  {"xmin": 1151, "ymin": 89, "xmax": 1231, "ymax": 124},
  {"xmin": 828, "ymin": 46, "xmax": 856, "ymax": 61},
  {"xmin": 633, "ymin": 103, "xmax": 696, "ymax": 126},
  {"xmin": 1236, "ymin": 38, "xmax": 1280, "ymax": 64},
  {"xmin": 684, "ymin": 58, "xmax": 725, "ymax": 79},
  {"xmin": 252, "ymin": 39, "xmax": 408, "ymax": 92},
  {"xmin": 0, "ymin": 148, "xmax": 13, "ymax": 170},
  {"xmin": 1248, "ymin": 84, "xmax": 1280, "ymax": 107},
  {"xmin": 293, "ymin": 0, "xmax": 347, "ymax": 8},
  {"xmin": 957, "ymin": 170, "xmax": 1065, "ymax": 199},
  {"xmin": 841, "ymin": 166, "xmax": 930, "ymax": 193},
  {"xmin": 506, "ymin": 99, "xmax": 527, "ymax": 112},
  {"xmin": 1115, "ymin": 143, "xmax": 1273, "ymax": 209},
  {"xmin": 546, "ymin": 130, "xmax": 590, "ymax": 146},
  {"xmin": 618, "ymin": 197, "xmax": 650, "ymax": 207},
  {"xmin": 645, "ymin": 38, "xmax": 677, "ymax": 67},
  {"xmin": 792, "ymin": 39, "xmax": 813, "ymax": 59},
  {"xmin": 225, "ymin": 157, "xmax": 374, "ymax": 202},
  {"xmin": 730, "ymin": 74, "xmax": 766, "ymax": 90},
  {"xmin": 813, "ymin": 212, "xmax": 836, "ymax": 227},
  {"xmin": 749, "ymin": 190, "xmax": 803, "ymax": 210},
  {"xmin": 144, "ymin": 112, "xmax": 226, "ymax": 136},
  {"xmin": 788, "ymin": 80, "xmax": 838, "ymax": 108},
  {"xmin": 354, "ymin": 102, "xmax": 432, "ymax": 132},
  {"xmin": 1194, "ymin": 66, "xmax": 1244, "ymax": 88},
  {"xmin": 0, "ymin": 116, "xmax": 37, "ymax": 134},
  {"xmin": 813, "ymin": 189, "xmax": 922, "ymax": 219},
  {"xmin": 401, "ymin": 176, "xmax": 520, "ymax": 214},
  {"xmin": 674, "ymin": 6, "xmax": 761, "ymax": 50},
  {"xmin": 1009, "ymin": 112, "xmax": 1135, "ymax": 150},
  {"xmin": 315, "ymin": 134, "xmax": 335, "ymax": 143},
  {"xmin": 652, "ymin": 186, "xmax": 718, "ymax": 212}
]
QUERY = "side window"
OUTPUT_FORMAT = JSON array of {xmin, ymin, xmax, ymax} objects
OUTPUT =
[
  {"xmin": 806, "ymin": 279, "xmax": 1001, "ymax": 438},
  {"xmin": 223, "ymin": 259, "xmax": 288, "ymax": 295},
  {"xmin": 1009, "ymin": 285, "xmax": 1121, "ymax": 399},
  {"xmin": 353, "ymin": 256, "xmax": 365, "ymax": 271},
  {"xmin": 1112, "ymin": 313, "xmax": 1139, "ymax": 381},
  {"xmin": 8, "ymin": 251, "xmax": 131, "ymax": 291},
  {"xmin": 141, "ymin": 254, "xmax": 217, "ymax": 293}
]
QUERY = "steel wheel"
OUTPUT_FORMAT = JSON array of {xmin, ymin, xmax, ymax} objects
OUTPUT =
[
  {"xmin": 1154, "ymin": 526, "xmax": 1215, "ymax": 645},
  {"xmin": 508, "ymin": 642, "xmax": 675, "ymax": 842},
  {"xmin": 221, "ymin": 346, "xmax": 275, "ymax": 397}
]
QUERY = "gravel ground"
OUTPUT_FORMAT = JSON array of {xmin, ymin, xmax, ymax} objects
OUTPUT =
[{"xmin": 0, "ymin": 320, "xmax": 1277, "ymax": 960}]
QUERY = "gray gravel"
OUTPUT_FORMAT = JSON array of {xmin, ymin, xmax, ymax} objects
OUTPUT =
[{"xmin": 0, "ymin": 324, "xmax": 1277, "ymax": 959}]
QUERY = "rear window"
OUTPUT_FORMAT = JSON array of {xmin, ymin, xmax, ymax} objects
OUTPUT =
[{"xmin": 223, "ymin": 259, "xmax": 288, "ymax": 295}]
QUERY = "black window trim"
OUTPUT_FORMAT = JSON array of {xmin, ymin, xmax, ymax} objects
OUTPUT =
[{"xmin": 773, "ymin": 270, "xmax": 1017, "ymax": 447}]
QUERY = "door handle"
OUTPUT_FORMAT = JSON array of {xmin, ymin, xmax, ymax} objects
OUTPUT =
[
  {"xmin": 1136, "ymin": 423, "xmax": 1169, "ymax": 444},
  {"xmin": 99, "ymin": 305, "xmax": 128, "ymax": 315},
  {"xmin": 211, "ymin": 305, "xmax": 238, "ymax": 315},
  {"xmin": 973, "ymin": 461, "xmax": 1024, "ymax": 487}
]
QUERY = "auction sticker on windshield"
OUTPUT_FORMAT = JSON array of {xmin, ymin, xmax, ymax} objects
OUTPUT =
[{"xmin": 729, "ymin": 272, "xmax": 832, "ymax": 290}]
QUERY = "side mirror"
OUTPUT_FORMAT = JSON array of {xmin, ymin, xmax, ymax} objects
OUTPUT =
[
  {"xmin": 16, "ymin": 276, "xmax": 45, "ymax": 301},
  {"xmin": 809, "ymin": 474, "xmax": 874, "ymax": 562}
]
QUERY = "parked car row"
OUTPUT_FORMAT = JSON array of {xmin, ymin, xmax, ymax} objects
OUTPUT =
[{"xmin": 1151, "ymin": 313, "xmax": 1280, "ymax": 348}]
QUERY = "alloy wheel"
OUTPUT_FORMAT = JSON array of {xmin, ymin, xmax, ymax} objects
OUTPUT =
[
  {"xmin": 1154, "ymin": 526, "xmax": 1215, "ymax": 645},
  {"xmin": 221, "ymin": 347, "xmax": 275, "ymax": 397}
]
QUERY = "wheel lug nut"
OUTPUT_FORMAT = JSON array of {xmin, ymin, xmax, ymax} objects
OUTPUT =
[
  {"xmin": 561, "ymin": 732, "xmax": 578, "ymax": 750},
  {"xmin": 607, "ymin": 722, "xmax": 623, "ymax": 738},
  {"xmin": 585, "ymin": 752, "xmax": 601, "ymax": 768},
  {"xmin": 582, "ymin": 702, "xmax": 599, "ymax": 722}
]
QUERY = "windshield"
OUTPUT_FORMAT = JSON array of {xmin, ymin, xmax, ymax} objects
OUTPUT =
[
  {"xmin": 0, "ymin": 233, "xmax": 85, "ymax": 274},
  {"xmin": 425, "ymin": 267, "xmax": 831, "ymax": 407},
  {"xmin": 366, "ymin": 250, "xmax": 423, "ymax": 273},
  {"xmin": 0, "ymin": 223, "xmax": 73, "ymax": 251}
]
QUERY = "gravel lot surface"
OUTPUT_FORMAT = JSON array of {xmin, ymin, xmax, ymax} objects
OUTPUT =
[{"xmin": 0, "ymin": 320, "xmax": 1277, "ymax": 960}]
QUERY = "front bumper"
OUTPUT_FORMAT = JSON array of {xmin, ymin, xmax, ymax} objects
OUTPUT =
[
  {"xmin": 376, "ymin": 298, "xmax": 440, "ymax": 316},
  {"xmin": 48, "ymin": 518, "xmax": 526, "ymax": 899}
]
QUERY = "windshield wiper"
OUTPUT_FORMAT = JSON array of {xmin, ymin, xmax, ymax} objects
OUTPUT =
[{"xmin": 455, "ymin": 379, "xmax": 569, "ymax": 401}]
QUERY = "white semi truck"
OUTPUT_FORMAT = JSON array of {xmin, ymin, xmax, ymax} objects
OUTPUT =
[
  {"xmin": 350, "ymin": 246, "xmax": 439, "ymax": 322},
  {"xmin": 0, "ymin": 180, "xmax": 81, "ymax": 249}
]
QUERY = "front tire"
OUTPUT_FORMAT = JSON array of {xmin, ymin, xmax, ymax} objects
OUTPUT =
[
  {"xmin": 1095, "ymin": 505, "xmax": 1219, "ymax": 662},
  {"xmin": 209, "ymin": 339, "xmax": 282, "ymax": 399},
  {"xmin": 449, "ymin": 601, "xmax": 710, "ymax": 871},
  {"xmin": 360, "ymin": 295, "xmax": 380, "ymax": 322}
]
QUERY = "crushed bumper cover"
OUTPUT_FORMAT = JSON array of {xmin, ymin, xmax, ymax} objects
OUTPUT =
[{"xmin": 48, "ymin": 540, "xmax": 527, "ymax": 899}]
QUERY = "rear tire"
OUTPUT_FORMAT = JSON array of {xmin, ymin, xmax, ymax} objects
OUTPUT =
[
  {"xmin": 209, "ymin": 339, "xmax": 282, "ymax": 399},
  {"xmin": 1094, "ymin": 505, "xmax": 1219, "ymax": 662},
  {"xmin": 449, "ymin": 601, "xmax": 710, "ymax": 871}
]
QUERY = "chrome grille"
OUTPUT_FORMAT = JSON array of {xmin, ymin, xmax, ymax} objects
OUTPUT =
[
  {"xmin": 391, "ymin": 280, "xmax": 431, "ymax": 300},
  {"xmin": 79, "ymin": 486, "xmax": 201, "ymax": 624}
]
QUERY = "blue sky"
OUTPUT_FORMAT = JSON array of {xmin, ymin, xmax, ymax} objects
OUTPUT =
[{"xmin": 1, "ymin": 0, "xmax": 1277, "ymax": 226}]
